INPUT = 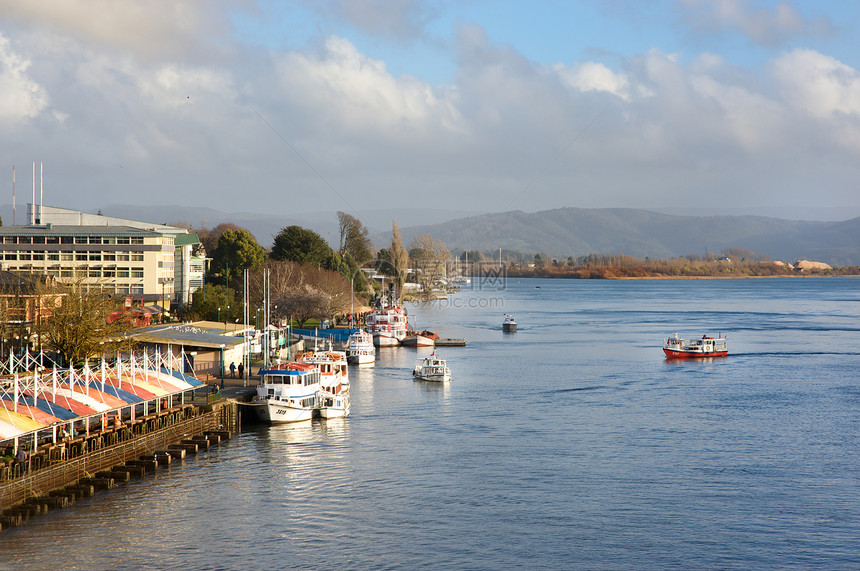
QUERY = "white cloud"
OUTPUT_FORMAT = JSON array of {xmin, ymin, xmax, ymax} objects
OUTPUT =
[
  {"xmin": 0, "ymin": 34, "xmax": 48, "ymax": 124},
  {"xmin": 771, "ymin": 48, "xmax": 860, "ymax": 119},
  {"xmin": 276, "ymin": 36, "xmax": 462, "ymax": 136},
  {"xmin": 555, "ymin": 61, "xmax": 631, "ymax": 101}
]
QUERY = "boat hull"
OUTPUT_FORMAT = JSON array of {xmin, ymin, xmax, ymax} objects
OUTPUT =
[
  {"xmin": 413, "ymin": 373, "xmax": 451, "ymax": 382},
  {"xmin": 402, "ymin": 335, "xmax": 435, "ymax": 347},
  {"xmin": 347, "ymin": 352, "xmax": 375, "ymax": 364},
  {"xmin": 249, "ymin": 400, "xmax": 314, "ymax": 423},
  {"xmin": 319, "ymin": 394, "xmax": 351, "ymax": 418},
  {"xmin": 373, "ymin": 333, "xmax": 402, "ymax": 347},
  {"xmin": 502, "ymin": 323, "xmax": 517, "ymax": 332},
  {"xmin": 663, "ymin": 348, "xmax": 728, "ymax": 359}
]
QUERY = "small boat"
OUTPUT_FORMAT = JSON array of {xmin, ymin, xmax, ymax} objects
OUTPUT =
[
  {"xmin": 412, "ymin": 352, "xmax": 452, "ymax": 382},
  {"xmin": 249, "ymin": 362, "xmax": 321, "ymax": 423},
  {"xmin": 402, "ymin": 329, "xmax": 439, "ymax": 347},
  {"xmin": 663, "ymin": 333, "xmax": 728, "ymax": 358},
  {"xmin": 297, "ymin": 342, "xmax": 350, "ymax": 418},
  {"xmin": 502, "ymin": 314, "xmax": 517, "ymax": 332},
  {"xmin": 346, "ymin": 329, "xmax": 375, "ymax": 364}
]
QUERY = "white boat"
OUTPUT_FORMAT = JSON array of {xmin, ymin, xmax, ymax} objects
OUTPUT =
[
  {"xmin": 367, "ymin": 304, "xmax": 408, "ymax": 346},
  {"xmin": 346, "ymin": 329, "xmax": 376, "ymax": 364},
  {"xmin": 249, "ymin": 362, "xmax": 320, "ymax": 423},
  {"xmin": 297, "ymin": 343, "xmax": 350, "ymax": 418},
  {"xmin": 412, "ymin": 353, "xmax": 452, "ymax": 382},
  {"xmin": 317, "ymin": 389, "xmax": 350, "ymax": 419},
  {"xmin": 663, "ymin": 333, "xmax": 728, "ymax": 359},
  {"xmin": 503, "ymin": 314, "xmax": 517, "ymax": 332}
]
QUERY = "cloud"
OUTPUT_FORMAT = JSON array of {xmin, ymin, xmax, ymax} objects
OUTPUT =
[
  {"xmin": 0, "ymin": 34, "xmax": 48, "ymax": 125},
  {"xmin": 0, "ymin": 0, "xmax": 234, "ymax": 61},
  {"xmin": 677, "ymin": 0, "xmax": 836, "ymax": 46},
  {"xmin": 770, "ymin": 48, "xmax": 860, "ymax": 119},
  {"xmin": 324, "ymin": 0, "xmax": 442, "ymax": 42},
  {"xmin": 276, "ymin": 35, "xmax": 462, "ymax": 137}
]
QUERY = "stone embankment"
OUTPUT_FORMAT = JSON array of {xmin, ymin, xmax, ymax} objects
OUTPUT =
[{"xmin": 0, "ymin": 398, "xmax": 240, "ymax": 532}]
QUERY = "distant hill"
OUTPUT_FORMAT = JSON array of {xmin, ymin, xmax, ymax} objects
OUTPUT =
[
  {"xmin": 396, "ymin": 208, "xmax": 860, "ymax": 266},
  {"xmin": 3, "ymin": 203, "xmax": 856, "ymax": 265}
]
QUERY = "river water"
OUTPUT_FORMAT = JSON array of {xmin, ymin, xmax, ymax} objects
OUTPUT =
[{"xmin": 1, "ymin": 277, "xmax": 859, "ymax": 569}]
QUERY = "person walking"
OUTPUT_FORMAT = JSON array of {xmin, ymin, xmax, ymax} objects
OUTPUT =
[
  {"xmin": 238, "ymin": 362, "xmax": 244, "ymax": 378},
  {"xmin": 229, "ymin": 362, "xmax": 236, "ymax": 378}
]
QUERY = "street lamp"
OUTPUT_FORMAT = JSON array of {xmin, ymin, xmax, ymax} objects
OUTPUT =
[{"xmin": 217, "ymin": 307, "xmax": 221, "ymax": 323}]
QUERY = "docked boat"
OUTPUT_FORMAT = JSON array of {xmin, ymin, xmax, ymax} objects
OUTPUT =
[
  {"xmin": 663, "ymin": 333, "xmax": 728, "ymax": 358},
  {"xmin": 367, "ymin": 304, "xmax": 408, "ymax": 346},
  {"xmin": 412, "ymin": 353, "xmax": 452, "ymax": 382},
  {"xmin": 297, "ymin": 343, "xmax": 350, "ymax": 418},
  {"xmin": 249, "ymin": 362, "xmax": 321, "ymax": 423},
  {"xmin": 346, "ymin": 329, "xmax": 376, "ymax": 364},
  {"xmin": 502, "ymin": 314, "xmax": 517, "ymax": 332},
  {"xmin": 402, "ymin": 329, "xmax": 438, "ymax": 347}
]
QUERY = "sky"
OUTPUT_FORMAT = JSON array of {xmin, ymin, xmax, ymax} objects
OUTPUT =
[{"xmin": 1, "ymin": 0, "xmax": 860, "ymax": 225}]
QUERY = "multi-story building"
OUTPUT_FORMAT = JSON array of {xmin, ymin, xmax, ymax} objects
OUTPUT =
[{"xmin": 0, "ymin": 204, "xmax": 204, "ymax": 309}]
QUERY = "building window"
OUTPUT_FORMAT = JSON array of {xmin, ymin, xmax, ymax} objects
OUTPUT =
[
  {"xmin": 75, "ymin": 253, "xmax": 87, "ymax": 261},
  {"xmin": 88, "ymin": 236, "xmax": 102, "ymax": 244},
  {"xmin": 131, "ymin": 253, "xmax": 144, "ymax": 261},
  {"xmin": 75, "ymin": 236, "xmax": 88, "ymax": 244},
  {"xmin": 61, "ymin": 254, "xmax": 73, "ymax": 261},
  {"xmin": 131, "ymin": 286, "xmax": 143, "ymax": 294},
  {"xmin": 3, "ymin": 237, "xmax": 16, "ymax": 244},
  {"xmin": 48, "ymin": 254, "xmax": 60, "ymax": 261},
  {"xmin": 89, "ymin": 269, "xmax": 101, "ymax": 278},
  {"xmin": 89, "ymin": 254, "xmax": 101, "ymax": 261},
  {"xmin": 103, "ymin": 254, "xmax": 116, "ymax": 261},
  {"xmin": 131, "ymin": 237, "xmax": 144, "ymax": 245},
  {"xmin": 131, "ymin": 270, "xmax": 144, "ymax": 278},
  {"xmin": 4, "ymin": 254, "xmax": 16, "ymax": 260},
  {"xmin": 46, "ymin": 236, "xmax": 59, "ymax": 244},
  {"xmin": 117, "ymin": 252, "xmax": 130, "ymax": 261},
  {"xmin": 117, "ymin": 237, "xmax": 130, "ymax": 245},
  {"xmin": 117, "ymin": 269, "xmax": 130, "ymax": 278},
  {"xmin": 61, "ymin": 236, "xmax": 73, "ymax": 244}
]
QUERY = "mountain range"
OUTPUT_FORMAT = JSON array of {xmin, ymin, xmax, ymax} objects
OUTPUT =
[
  {"xmin": 394, "ymin": 208, "xmax": 860, "ymax": 266},
  {"xmin": 2, "ymin": 204, "xmax": 858, "ymax": 266}
]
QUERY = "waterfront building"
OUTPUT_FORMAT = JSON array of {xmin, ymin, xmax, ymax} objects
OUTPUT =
[{"xmin": 0, "ymin": 204, "xmax": 205, "ymax": 310}]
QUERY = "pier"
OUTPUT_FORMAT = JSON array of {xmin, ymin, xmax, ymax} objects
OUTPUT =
[{"xmin": 0, "ymin": 350, "xmax": 242, "ymax": 532}]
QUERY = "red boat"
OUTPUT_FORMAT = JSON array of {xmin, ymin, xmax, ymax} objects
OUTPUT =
[{"xmin": 663, "ymin": 333, "xmax": 727, "ymax": 358}]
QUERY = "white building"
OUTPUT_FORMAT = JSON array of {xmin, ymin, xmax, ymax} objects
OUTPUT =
[{"xmin": 0, "ymin": 204, "xmax": 204, "ymax": 308}]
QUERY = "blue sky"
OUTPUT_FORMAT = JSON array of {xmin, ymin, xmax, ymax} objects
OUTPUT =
[{"xmin": 1, "ymin": 0, "xmax": 860, "ymax": 227}]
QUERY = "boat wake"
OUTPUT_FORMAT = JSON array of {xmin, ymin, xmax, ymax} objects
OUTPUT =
[{"xmin": 732, "ymin": 351, "xmax": 860, "ymax": 357}]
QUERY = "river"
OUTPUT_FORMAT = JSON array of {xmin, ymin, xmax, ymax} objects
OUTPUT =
[{"xmin": 1, "ymin": 277, "xmax": 859, "ymax": 569}]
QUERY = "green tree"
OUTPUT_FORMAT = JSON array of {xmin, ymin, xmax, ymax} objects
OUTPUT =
[
  {"xmin": 271, "ymin": 226, "xmax": 333, "ymax": 265},
  {"xmin": 210, "ymin": 228, "xmax": 266, "ymax": 283},
  {"xmin": 188, "ymin": 284, "xmax": 236, "ymax": 322}
]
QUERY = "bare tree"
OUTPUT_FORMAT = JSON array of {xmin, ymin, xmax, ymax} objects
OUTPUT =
[
  {"xmin": 36, "ymin": 279, "xmax": 131, "ymax": 365},
  {"xmin": 409, "ymin": 234, "xmax": 450, "ymax": 298},
  {"xmin": 389, "ymin": 221, "xmax": 409, "ymax": 302}
]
